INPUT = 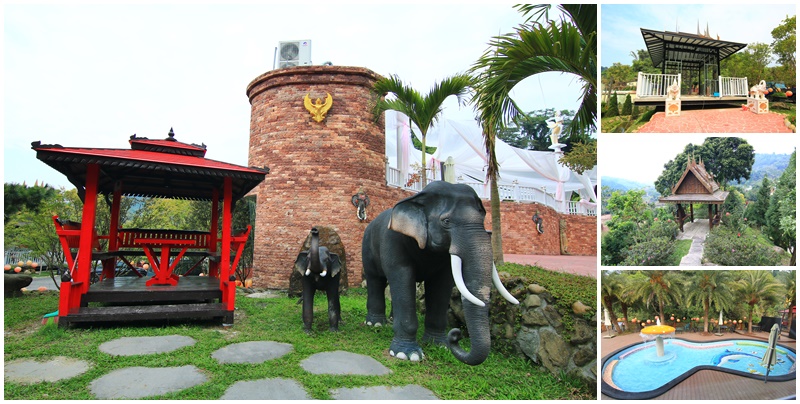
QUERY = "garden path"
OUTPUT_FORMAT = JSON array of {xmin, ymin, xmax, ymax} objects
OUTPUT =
[
  {"xmin": 636, "ymin": 108, "xmax": 793, "ymax": 133},
  {"xmin": 678, "ymin": 219, "xmax": 711, "ymax": 266}
]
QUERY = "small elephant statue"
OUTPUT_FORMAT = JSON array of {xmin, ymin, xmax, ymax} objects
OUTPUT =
[
  {"xmin": 351, "ymin": 192, "xmax": 370, "ymax": 221},
  {"xmin": 293, "ymin": 227, "xmax": 342, "ymax": 333},
  {"xmin": 362, "ymin": 181, "xmax": 519, "ymax": 365},
  {"xmin": 751, "ymin": 80, "xmax": 767, "ymax": 100},
  {"xmin": 667, "ymin": 80, "xmax": 679, "ymax": 100}
]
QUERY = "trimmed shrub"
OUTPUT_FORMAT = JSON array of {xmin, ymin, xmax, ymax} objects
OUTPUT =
[
  {"xmin": 606, "ymin": 92, "xmax": 620, "ymax": 117},
  {"xmin": 620, "ymin": 237, "xmax": 676, "ymax": 266},
  {"xmin": 621, "ymin": 94, "xmax": 632, "ymax": 116},
  {"xmin": 703, "ymin": 226, "xmax": 782, "ymax": 266}
]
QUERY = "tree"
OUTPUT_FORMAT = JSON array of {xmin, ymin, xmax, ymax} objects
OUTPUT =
[
  {"xmin": 737, "ymin": 271, "xmax": 782, "ymax": 333},
  {"xmin": 4, "ymin": 182, "xmax": 57, "ymax": 223},
  {"xmin": 685, "ymin": 270, "xmax": 736, "ymax": 333},
  {"xmin": 498, "ymin": 108, "xmax": 575, "ymax": 151},
  {"xmin": 470, "ymin": 4, "xmax": 597, "ymax": 264},
  {"xmin": 721, "ymin": 42, "xmax": 772, "ymax": 86},
  {"xmin": 766, "ymin": 150, "xmax": 796, "ymax": 265},
  {"xmin": 632, "ymin": 270, "xmax": 682, "ymax": 324},
  {"xmin": 630, "ymin": 49, "xmax": 659, "ymax": 75},
  {"xmin": 606, "ymin": 189, "xmax": 647, "ymax": 223},
  {"xmin": 621, "ymin": 94, "xmax": 632, "ymax": 116},
  {"xmin": 558, "ymin": 140, "xmax": 596, "ymax": 175},
  {"xmin": 745, "ymin": 177, "xmax": 771, "ymax": 227},
  {"xmin": 780, "ymin": 270, "xmax": 796, "ymax": 335},
  {"xmin": 372, "ymin": 73, "xmax": 472, "ymax": 187},
  {"xmin": 771, "ymin": 15, "xmax": 796, "ymax": 82},
  {"xmin": 602, "ymin": 63, "xmax": 634, "ymax": 93},
  {"xmin": 606, "ymin": 92, "xmax": 619, "ymax": 117},
  {"xmin": 601, "ymin": 271, "xmax": 623, "ymax": 332}
]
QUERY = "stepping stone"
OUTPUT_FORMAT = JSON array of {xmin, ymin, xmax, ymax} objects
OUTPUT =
[
  {"xmin": 89, "ymin": 365, "xmax": 206, "ymax": 399},
  {"xmin": 300, "ymin": 351, "xmax": 391, "ymax": 376},
  {"xmin": 331, "ymin": 384, "xmax": 438, "ymax": 400},
  {"xmin": 246, "ymin": 291, "xmax": 282, "ymax": 299},
  {"xmin": 221, "ymin": 377, "xmax": 311, "ymax": 400},
  {"xmin": 99, "ymin": 335, "xmax": 196, "ymax": 356},
  {"xmin": 4, "ymin": 356, "xmax": 91, "ymax": 384},
  {"xmin": 212, "ymin": 341, "xmax": 293, "ymax": 364}
]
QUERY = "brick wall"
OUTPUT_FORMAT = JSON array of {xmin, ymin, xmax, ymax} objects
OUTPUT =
[{"xmin": 246, "ymin": 66, "xmax": 596, "ymax": 289}]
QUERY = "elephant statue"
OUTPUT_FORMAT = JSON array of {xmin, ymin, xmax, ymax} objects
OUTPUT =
[
  {"xmin": 361, "ymin": 181, "xmax": 519, "ymax": 365},
  {"xmin": 351, "ymin": 192, "xmax": 370, "ymax": 221},
  {"xmin": 293, "ymin": 227, "xmax": 342, "ymax": 333}
]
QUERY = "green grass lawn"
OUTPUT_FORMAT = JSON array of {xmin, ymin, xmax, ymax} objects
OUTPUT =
[
  {"xmin": 4, "ymin": 279, "xmax": 594, "ymax": 400},
  {"xmin": 667, "ymin": 239, "xmax": 693, "ymax": 266}
]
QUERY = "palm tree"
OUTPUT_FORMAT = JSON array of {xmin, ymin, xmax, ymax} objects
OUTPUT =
[
  {"xmin": 632, "ymin": 270, "xmax": 682, "ymax": 324},
  {"xmin": 737, "ymin": 271, "xmax": 783, "ymax": 333},
  {"xmin": 372, "ymin": 74, "xmax": 472, "ymax": 188},
  {"xmin": 601, "ymin": 271, "xmax": 623, "ymax": 331},
  {"xmin": 685, "ymin": 270, "xmax": 736, "ymax": 333},
  {"xmin": 781, "ymin": 271, "xmax": 796, "ymax": 334},
  {"xmin": 471, "ymin": 4, "xmax": 597, "ymax": 263}
]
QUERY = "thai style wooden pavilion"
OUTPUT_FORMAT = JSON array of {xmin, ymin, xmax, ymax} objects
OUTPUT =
[
  {"xmin": 32, "ymin": 130, "xmax": 267, "ymax": 327},
  {"xmin": 658, "ymin": 156, "xmax": 728, "ymax": 232},
  {"xmin": 635, "ymin": 27, "xmax": 748, "ymax": 106}
]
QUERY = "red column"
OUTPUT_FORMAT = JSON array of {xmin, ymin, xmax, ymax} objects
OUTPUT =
[
  {"xmin": 209, "ymin": 188, "xmax": 220, "ymax": 278},
  {"xmin": 103, "ymin": 183, "xmax": 122, "ymax": 279},
  {"xmin": 77, "ymin": 164, "xmax": 99, "ymax": 294},
  {"xmin": 221, "ymin": 178, "xmax": 235, "ymax": 311}
]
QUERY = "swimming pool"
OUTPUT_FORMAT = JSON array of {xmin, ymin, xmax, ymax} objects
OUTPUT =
[{"xmin": 601, "ymin": 338, "xmax": 796, "ymax": 399}]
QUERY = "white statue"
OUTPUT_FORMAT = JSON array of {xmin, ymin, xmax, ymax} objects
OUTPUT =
[
  {"xmin": 667, "ymin": 80, "xmax": 680, "ymax": 100},
  {"xmin": 546, "ymin": 111, "xmax": 564, "ymax": 146},
  {"xmin": 750, "ymin": 80, "xmax": 767, "ymax": 100}
]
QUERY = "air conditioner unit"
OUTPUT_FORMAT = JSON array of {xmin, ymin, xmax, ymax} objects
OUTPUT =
[{"xmin": 278, "ymin": 40, "xmax": 311, "ymax": 68}]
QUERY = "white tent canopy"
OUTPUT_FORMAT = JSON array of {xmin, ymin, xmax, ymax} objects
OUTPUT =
[{"xmin": 385, "ymin": 111, "xmax": 597, "ymax": 207}]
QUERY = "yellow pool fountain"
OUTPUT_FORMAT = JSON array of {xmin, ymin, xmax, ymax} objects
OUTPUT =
[{"xmin": 640, "ymin": 318, "xmax": 676, "ymax": 357}]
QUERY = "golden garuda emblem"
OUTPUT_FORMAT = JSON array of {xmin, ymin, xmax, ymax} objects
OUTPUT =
[{"xmin": 304, "ymin": 93, "xmax": 333, "ymax": 122}]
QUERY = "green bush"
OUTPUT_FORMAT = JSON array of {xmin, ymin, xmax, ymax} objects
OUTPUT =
[
  {"xmin": 620, "ymin": 237, "xmax": 676, "ymax": 266},
  {"xmin": 601, "ymin": 220, "xmax": 636, "ymax": 265},
  {"xmin": 703, "ymin": 226, "xmax": 782, "ymax": 266},
  {"xmin": 606, "ymin": 92, "xmax": 619, "ymax": 117},
  {"xmin": 632, "ymin": 103, "xmax": 640, "ymax": 118},
  {"xmin": 621, "ymin": 94, "xmax": 632, "ymax": 116}
]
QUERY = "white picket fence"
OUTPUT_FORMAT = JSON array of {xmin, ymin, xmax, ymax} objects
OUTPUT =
[
  {"xmin": 636, "ymin": 72, "xmax": 681, "ymax": 97},
  {"xmin": 719, "ymin": 76, "xmax": 749, "ymax": 97}
]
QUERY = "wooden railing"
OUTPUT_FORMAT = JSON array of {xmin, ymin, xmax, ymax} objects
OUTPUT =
[
  {"xmin": 719, "ymin": 76, "xmax": 749, "ymax": 97},
  {"xmin": 636, "ymin": 72, "xmax": 681, "ymax": 97},
  {"xmin": 117, "ymin": 229, "xmax": 212, "ymax": 250},
  {"xmin": 385, "ymin": 170, "xmax": 595, "ymax": 216}
]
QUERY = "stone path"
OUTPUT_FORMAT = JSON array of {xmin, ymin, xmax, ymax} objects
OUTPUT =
[
  {"xmin": 636, "ymin": 108, "xmax": 793, "ymax": 133},
  {"xmin": 677, "ymin": 219, "xmax": 710, "ymax": 267},
  {"xmin": 4, "ymin": 334, "xmax": 438, "ymax": 400}
]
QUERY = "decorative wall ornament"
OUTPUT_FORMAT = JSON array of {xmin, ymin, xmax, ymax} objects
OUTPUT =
[
  {"xmin": 532, "ymin": 212, "xmax": 544, "ymax": 234},
  {"xmin": 304, "ymin": 93, "xmax": 333, "ymax": 122},
  {"xmin": 351, "ymin": 191, "xmax": 370, "ymax": 221}
]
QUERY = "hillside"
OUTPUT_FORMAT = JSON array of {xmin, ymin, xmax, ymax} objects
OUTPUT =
[{"xmin": 734, "ymin": 153, "xmax": 791, "ymax": 187}]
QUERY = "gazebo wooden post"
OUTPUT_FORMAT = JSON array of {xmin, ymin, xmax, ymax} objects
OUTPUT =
[
  {"xmin": 689, "ymin": 204, "xmax": 694, "ymax": 223},
  {"xmin": 708, "ymin": 204, "xmax": 713, "ymax": 230},
  {"xmin": 220, "ymin": 177, "xmax": 235, "ymax": 311},
  {"xmin": 209, "ymin": 188, "xmax": 220, "ymax": 278},
  {"xmin": 102, "ymin": 183, "xmax": 123, "ymax": 280}
]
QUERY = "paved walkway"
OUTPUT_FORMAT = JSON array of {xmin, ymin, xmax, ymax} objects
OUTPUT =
[
  {"xmin": 505, "ymin": 254, "xmax": 596, "ymax": 278},
  {"xmin": 601, "ymin": 330, "xmax": 796, "ymax": 400},
  {"xmin": 677, "ymin": 219, "xmax": 711, "ymax": 266},
  {"xmin": 5, "ymin": 330, "xmax": 439, "ymax": 400},
  {"xmin": 636, "ymin": 108, "xmax": 793, "ymax": 133}
]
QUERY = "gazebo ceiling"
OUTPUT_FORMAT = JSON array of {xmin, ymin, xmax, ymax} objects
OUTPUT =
[
  {"xmin": 658, "ymin": 190, "xmax": 729, "ymax": 205},
  {"xmin": 640, "ymin": 28, "xmax": 747, "ymax": 68},
  {"xmin": 32, "ymin": 131, "xmax": 268, "ymax": 202}
]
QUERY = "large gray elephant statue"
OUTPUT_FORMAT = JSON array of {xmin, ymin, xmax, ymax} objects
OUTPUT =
[
  {"xmin": 361, "ymin": 181, "xmax": 519, "ymax": 365},
  {"xmin": 294, "ymin": 227, "xmax": 342, "ymax": 333}
]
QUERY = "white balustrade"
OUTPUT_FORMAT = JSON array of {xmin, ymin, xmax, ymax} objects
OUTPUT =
[
  {"xmin": 718, "ymin": 76, "xmax": 748, "ymax": 97},
  {"xmin": 636, "ymin": 72, "xmax": 681, "ymax": 98}
]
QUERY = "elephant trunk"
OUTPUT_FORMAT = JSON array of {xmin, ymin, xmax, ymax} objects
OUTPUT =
[
  {"xmin": 447, "ymin": 229, "xmax": 493, "ymax": 366},
  {"xmin": 308, "ymin": 227, "xmax": 322, "ymax": 276}
]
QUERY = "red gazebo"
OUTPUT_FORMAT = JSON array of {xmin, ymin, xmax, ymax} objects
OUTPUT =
[{"xmin": 32, "ymin": 129, "xmax": 268, "ymax": 327}]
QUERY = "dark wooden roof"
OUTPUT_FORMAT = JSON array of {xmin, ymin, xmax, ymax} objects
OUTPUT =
[
  {"xmin": 640, "ymin": 28, "xmax": 746, "ymax": 69},
  {"xmin": 658, "ymin": 156, "xmax": 728, "ymax": 205},
  {"xmin": 32, "ymin": 129, "xmax": 268, "ymax": 202}
]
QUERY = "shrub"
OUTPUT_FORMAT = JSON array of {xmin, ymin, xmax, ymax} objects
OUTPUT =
[
  {"xmin": 621, "ymin": 94, "xmax": 632, "ymax": 116},
  {"xmin": 601, "ymin": 220, "xmax": 636, "ymax": 265},
  {"xmin": 620, "ymin": 237, "xmax": 676, "ymax": 266},
  {"xmin": 632, "ymin": 103, "xmax": 640, "ymax": 118},
  {"xmin": 703, "ymin": 226, "xmax": 782, "ymax": 266},
  {"xmin": 606, "ymin": 92, "xmax": 620, "ymax": 117}
]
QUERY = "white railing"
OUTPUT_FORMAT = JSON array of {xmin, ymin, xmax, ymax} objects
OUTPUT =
[
  {"xmin": 636, "ymin": 72, "xmax": 681, "ymax": 97},
  {"xmin": 386, "ymin": 166, "xmax": 595, "ymax": 216},
  {"xmin": 719, "ymin": 76, "xmax": 748, "ymax": 97}
]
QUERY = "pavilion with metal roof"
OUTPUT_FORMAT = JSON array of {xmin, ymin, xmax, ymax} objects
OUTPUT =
[{"xmin": 658, "ymin": 156, "xmax": 729, "ymax": 232}]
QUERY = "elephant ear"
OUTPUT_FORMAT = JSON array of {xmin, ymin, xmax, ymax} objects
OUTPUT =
[
  {"xmin": 328, "ymin": 253, "xmax": 342, "ymax": 278},
  {"xmin": 293, "ymin": 251, "xmax": 309, "ymax": 275},
  {"xmin": 388, "ymin": 196, "xmax": 427, "ymax": 249}
]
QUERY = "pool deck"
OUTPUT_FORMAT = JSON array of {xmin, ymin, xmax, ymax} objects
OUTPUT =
[{"xmin": 601, "ymin": 329, "xmax": 796, "ymax": 400}]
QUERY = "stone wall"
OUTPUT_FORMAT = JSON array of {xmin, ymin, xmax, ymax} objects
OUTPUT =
[{"xmin": 246, "ymin": 66, "xmax": 597, "ymax": 289}]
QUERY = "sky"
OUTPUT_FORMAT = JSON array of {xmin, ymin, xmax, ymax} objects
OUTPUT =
[
  {"xmin": 599, "ymin": 134, "xmax": 797, "ymax": 185},
  {"xmin": 600, "ymin": 3, "xmax": 797, "ymax": 67},
  {"xmin": 3, "ymin": 3, "xmax": 587, "ymax": 190}
]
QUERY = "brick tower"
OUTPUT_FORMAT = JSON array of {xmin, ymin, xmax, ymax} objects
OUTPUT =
[{"xmin": 246, "ymin": 66, "xmax": 407, "ymax": 288}]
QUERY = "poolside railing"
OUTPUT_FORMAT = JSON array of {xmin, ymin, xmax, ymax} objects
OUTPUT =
[
  {"xmin": 636, "ymin": 72, "xmax": 681, "ymax": 98},
  {"xmin": 719, "ymin": 76, "xmax": 749, "ymax": 97}
]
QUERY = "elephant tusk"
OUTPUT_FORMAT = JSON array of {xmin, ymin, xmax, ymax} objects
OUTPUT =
[
  {"xmin": 305, "ymin": 269, "xmax": 311, "ymax": 276},
  {"xmin": 321, "ymin": 270, "xmax": 327, "ymax": 277},
  {"xmin": 451, "ymin": 255, "xmax": 485, "ymax": 307},
  {"xmin": 493, "ymin": 263, "xmax": 519, "ymax": 305}
]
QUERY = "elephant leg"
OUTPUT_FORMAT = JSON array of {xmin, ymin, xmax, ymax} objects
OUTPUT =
[
  {"xmin": 302, "ymin": 276, "xmax": 315, "ymax": 333},
  {"xmin": 365, "ymin": 271, "xmax": 388, "ymax": 326},
  {"xmin": 389, "ymin": 274, "xmax": 424, "ymax": 361},
  {"xmin": 421, "ymin": 272, "xmax": 454, "ymax": 346},
  {"xmin": 326, "ymin": 275, "xmax": 341, "ymax": 332}
]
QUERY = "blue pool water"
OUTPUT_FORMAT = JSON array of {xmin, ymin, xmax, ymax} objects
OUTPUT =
[{"xmin": 603, "ymin": 339, "xmax": 796, "ymax": 393}]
